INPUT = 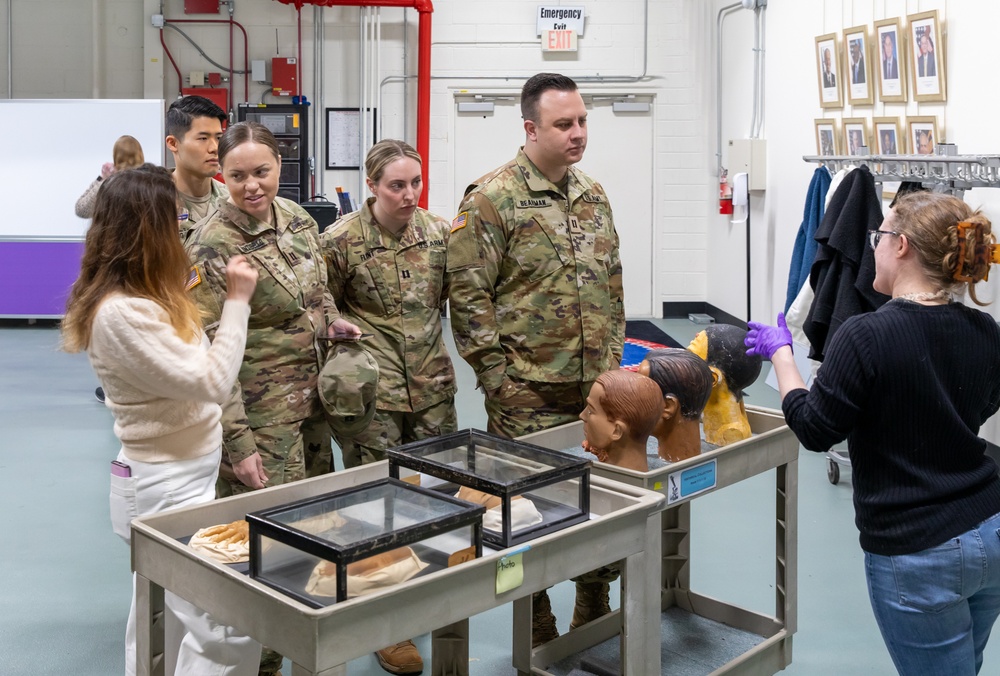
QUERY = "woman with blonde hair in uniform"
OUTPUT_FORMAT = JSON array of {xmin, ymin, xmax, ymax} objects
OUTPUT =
[
  {"xmin": 62, "ymin": 163, "xmax": 261, "ymax": 675},
  {"xmin": 320, "ymin": 138, "xmax": 457, "ymax": 676},
  {"xmin": 746, "ymin": 191, "xmax": 1000, "ymax": 674}
]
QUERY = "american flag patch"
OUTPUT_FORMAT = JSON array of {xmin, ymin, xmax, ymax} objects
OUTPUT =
[
  {"xmin": 451, "ymin": 211, "xmax": 468, "ymax": 233},
  {"xmin": 186, "ymin": 265, "xmax": 202, "ymax": 291}
]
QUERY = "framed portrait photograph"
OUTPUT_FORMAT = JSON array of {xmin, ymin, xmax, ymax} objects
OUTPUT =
[
  {"xmin": 815, "ymin": 33, "xmax": 843, "ymax": 108},
  {"xmin": 873, "ymin": 117, "xmax": 904, "ymax": 154},
  {"xmin": 843, "ymin": 25, "xmax": 874, "ymax": 105},
  {"xmin": 874, "ymin": 18, "xmax": 906, "ymax": 103},
  {"xmin": 908, "ymin": 10, "xmax": 946, "ymax": 102},
  {"xmin": 815, "ymin": 119, "xmax": 839, "ymax": 156},
  {"xmin": 842, "ymin": 118, "xmax": 870, "ymax": 156},
  {"xmin": 907, "ymin": 116, "xmax": 940, "ymax": 156}
]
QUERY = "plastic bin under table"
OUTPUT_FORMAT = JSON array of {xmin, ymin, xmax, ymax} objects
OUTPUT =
[
  {"xmin": 519, "ymin": 405, "xmax": 799, "ymax": 676},
  {"xmin": 130, "ymin": 461, "xmax": 666, "ymax": 676}
]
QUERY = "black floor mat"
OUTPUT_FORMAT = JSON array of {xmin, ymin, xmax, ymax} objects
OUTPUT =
[{"xmin": 624, "ymin": 321, "xmax": 683, "ymax": 349}]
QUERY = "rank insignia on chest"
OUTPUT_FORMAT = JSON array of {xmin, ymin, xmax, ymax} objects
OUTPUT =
[
  {"xmin": 451, "ymin": 211, "xmax": 468, "ymax": 233},
  {"xmin": 289, "ymin": 218, "xmax": 311, "ymax": 233},
  {"xmin": 516, "ymin": 199, "xmax": 551, "ymax": 208},
  {"xmin": 186, "ymin": 266, "xmax": 202, "ymax": 291}
]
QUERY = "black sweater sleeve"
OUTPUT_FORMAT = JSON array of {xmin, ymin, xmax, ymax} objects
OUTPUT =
[{"xmin": 782, "ymin": 316, "xmax": 873, "ymax": 453}]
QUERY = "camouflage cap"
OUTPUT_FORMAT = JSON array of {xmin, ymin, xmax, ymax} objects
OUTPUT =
[{"xmin": 318, "ymin": 341, "xmax": 380, "ymax": 437}]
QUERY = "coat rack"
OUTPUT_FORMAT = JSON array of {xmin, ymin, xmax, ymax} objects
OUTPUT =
[{"xmin": 802, "ymin": 148, "xmax": 1000, "ymax": 198}]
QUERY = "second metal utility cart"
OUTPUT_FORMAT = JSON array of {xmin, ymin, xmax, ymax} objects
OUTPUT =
[{"xmin": 521, "ymin": 405, "xmax": 799, "ymax": 675}]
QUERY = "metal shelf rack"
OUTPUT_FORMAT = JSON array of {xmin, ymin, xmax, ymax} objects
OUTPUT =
[{"xmin": 802, "ymin": 151, "xmax": 1000, "ymax": 197}]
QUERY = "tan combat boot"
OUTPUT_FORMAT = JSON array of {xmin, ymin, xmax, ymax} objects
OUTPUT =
[
  {"xmin": 532, "ymin": 589, "xmax": 560, "ymax": 648},
  {"xmin": 569, "ymin": 580, "xmax": 612, "ymax": 630},
  {"xmin": 374, "ymin": 639, "xmax": 423, "ymax": 675}
]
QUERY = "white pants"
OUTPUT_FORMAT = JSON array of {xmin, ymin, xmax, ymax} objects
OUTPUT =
[{"xmin": 111, "ymin": 448, "xmax": 261, "ymax": 676}]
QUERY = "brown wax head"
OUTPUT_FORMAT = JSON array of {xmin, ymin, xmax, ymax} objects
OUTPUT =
[
  {"xmin": 638, "ymin": 348, "xmax": 714, "ymax": 421},
  {"xmin": 687, "ymin": 325, "xmax": 762, "ymax": 401},
  {"xmin": 585, "ymin": 370, "xmax": 663, "ymax": 444}
]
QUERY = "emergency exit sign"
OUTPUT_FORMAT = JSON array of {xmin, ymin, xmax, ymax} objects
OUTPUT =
[{"xmin": 536, "ymin": 5, "xmax": 585, "ymax": 36}]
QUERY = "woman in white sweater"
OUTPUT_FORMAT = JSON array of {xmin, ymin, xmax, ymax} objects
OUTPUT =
[{"xmin": 62, "ymin": 164, "xmax": 262, "ymax": 676}]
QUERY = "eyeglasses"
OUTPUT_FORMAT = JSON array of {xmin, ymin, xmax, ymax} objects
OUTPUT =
[{"xmin": 868, "ymin": 229, "xmax": 900, "ymax": 250}]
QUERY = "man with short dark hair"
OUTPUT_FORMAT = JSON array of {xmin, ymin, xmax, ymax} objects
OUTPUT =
[
  {"xmin": 447, "ymin": 72, "xmax": 625, "ymax": 647},
  {"xmin": 165, "ymin": 96, "xmax": 229, "ymax": 240},
  {"xmin": 882, "ymin": 32, "xmax": 898, "ymax": 80},
  {"xmin": 448, "ymin": 72, "xmax": 624, "ymax": 437}
]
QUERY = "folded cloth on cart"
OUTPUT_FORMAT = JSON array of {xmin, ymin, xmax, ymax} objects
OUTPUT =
[
  {"xmin": 306, "ymin": 546, "xmax": 429, "ymax": 599},
  {"xmin": 189, "ymin": 519, "xmax": 250, "ymax": 563},
  {"xmin": 455, "ymin": 486, "xmax": 544, "ymax": 532}
]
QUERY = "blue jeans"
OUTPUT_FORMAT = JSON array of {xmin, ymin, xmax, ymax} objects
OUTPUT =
[{"xmin": 865, "ymin": 511, "xmax": 1000, "ymax": 675}]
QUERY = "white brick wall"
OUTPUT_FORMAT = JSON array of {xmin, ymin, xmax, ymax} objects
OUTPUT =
[{"xmin": 6, "ymin": 0, "xmax": 714, "ymax": 310}]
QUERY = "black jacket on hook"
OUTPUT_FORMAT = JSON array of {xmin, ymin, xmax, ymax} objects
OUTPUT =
[{"xmin": 804, "ymin": 165, "xmax": 890, "ymax": 361}]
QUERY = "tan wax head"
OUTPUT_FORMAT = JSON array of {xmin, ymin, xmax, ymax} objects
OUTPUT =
[{"xmin": 581, "ymin": 370, "xmax": 663, "ymax": 449}]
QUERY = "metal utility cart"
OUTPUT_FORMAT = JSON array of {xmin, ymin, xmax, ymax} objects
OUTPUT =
[
  {"xmin": 130, "ymin": 462, "xmax": 666, "ymax": 676},
  {"xmin": 520, "ymin": 405, "xmax": 799, "ymax": 675}
]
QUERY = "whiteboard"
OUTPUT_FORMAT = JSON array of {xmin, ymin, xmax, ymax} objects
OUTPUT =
[{"xmin": 0, "ymin": 99, "xmax": 164, "ymax": 239}]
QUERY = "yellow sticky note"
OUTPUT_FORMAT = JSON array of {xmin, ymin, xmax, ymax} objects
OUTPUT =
[
  {"xmin": 653, "ymin": 481, "xmax": 663, "ymax": 490},
  {"xmin": 496, "ymin": 552, "xmax": 524, "ymax": 594}
]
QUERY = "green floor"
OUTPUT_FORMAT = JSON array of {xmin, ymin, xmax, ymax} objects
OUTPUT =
[{"xmin": 2, "ymin": 317, "xmax": 997, "ymax": 675}]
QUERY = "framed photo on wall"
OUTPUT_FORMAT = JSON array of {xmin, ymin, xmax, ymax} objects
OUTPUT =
[
  {"xmin": 842, "ymin": 118, "xmax": 870, "ymax": 155},
  {"xmin": 907, "ymin": 116, "xmax": 940, "ymax": 155},
  {"xmin": 843, "ymin": 25, "xmax": 874, "ymax": 105},
  {"xmin": 815, "ymin": 33, "xmax": 843, "ymax": 108},
  {"xmin": 908, "ymin": 10, "xmax": 946, "ymax": 102},
  {"xmin": 874, "ymin": 18, "xmax": 906, "ymax": 102},
  {"xmin": 873, "ymin": 117, "xmax": 904, "ymax": 154},
  {"xmin": 815, "ymin": 119, "xmax": 839, "ymax": 156}
]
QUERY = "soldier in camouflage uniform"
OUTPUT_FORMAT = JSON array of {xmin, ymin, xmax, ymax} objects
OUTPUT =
[
  {"xmin": 322, "ymin": 140, "xmax": 457, "ymax": 470},
  {"xmin": 185, "ymin": 122, "xmax": 359, "ymax": 676},
  {"xmin": 320, "ymin": 139, "xmax": 453, "ymax": 676},
  {"xmin": 447, "ymin": 73, "xmax": 626, "ymax": 648},
  {"xmin": 447, "ymin": 74, "xmax": 624, "ymax": 438},
  {"xmin": 165, "ymin": 95, "xmax": 230, "ymax": 242}
]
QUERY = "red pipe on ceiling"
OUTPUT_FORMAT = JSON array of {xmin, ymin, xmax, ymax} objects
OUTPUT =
[{"xmin": 276, "ymin": 0, "xmax": 433, "ymax": 209}]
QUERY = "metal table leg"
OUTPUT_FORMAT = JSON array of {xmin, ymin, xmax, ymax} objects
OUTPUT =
[
  {"xmin": 512, "ymin": 594, "xmax": 532, "ymax": 675},
  {"xmin": 135, "ymin": 574, "xmax": 165, "ymax": 676},
  {"xmin": 621, "ymin": 511, "xmax": 661, "ymax": 674},
  {"xmin": 431, "ymin": 618, "xmax": 470, "ymax": 676}
]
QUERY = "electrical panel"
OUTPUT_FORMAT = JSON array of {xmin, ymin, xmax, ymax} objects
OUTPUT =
[
  {"xmin": 237, "ymin": 103, "xmax": 310, "ymax": 204},
  {"xmin": 185, "ymin": 0, "xmax": 221, "ymax": 14},
  {"xmin": 272, "ymin": 58, "xmax": 298, "ymax": 97},
  {"xmin": 728, "ymin": 139, "xmax": 767, "ymax": 191},
  {"xmin": 182, "ymin": 87, "xmax": 228, "ymax": 115}
]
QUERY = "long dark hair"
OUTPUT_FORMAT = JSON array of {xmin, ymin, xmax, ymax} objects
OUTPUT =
[{"xmin": 62, "ymin": 164, "xmax": 200, "ymax": 351}]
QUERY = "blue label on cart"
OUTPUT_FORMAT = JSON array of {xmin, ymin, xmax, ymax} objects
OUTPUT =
[{"xmin": 667, "ymin": 459, "xmax": 717, "ymax": 505}]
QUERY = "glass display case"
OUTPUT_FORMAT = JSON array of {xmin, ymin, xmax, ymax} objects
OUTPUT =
[
  {"xmin": 386, "ymin": 429, "xmax": 591, "ymax": 548},
  {"xmin": 247, "ymin": 478, "xmax": 484, "ymax": 607}
]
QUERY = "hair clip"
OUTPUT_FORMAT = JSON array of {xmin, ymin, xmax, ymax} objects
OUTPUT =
[{"xmin": 954, "ymin": 221, "xmax": 998, "ymax": 282}]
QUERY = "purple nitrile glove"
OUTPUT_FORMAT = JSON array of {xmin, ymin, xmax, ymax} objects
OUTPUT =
[{"xmin": 744, "ymin": 312, "xmax": 792, "ymax": 360}]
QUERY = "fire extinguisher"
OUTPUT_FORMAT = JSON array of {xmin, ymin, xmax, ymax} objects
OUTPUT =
[{"xmin": 719, "ymin": 169, "xmax": 734, "ymax": 215}]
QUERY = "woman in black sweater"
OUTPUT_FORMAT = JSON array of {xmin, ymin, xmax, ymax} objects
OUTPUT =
[{"xmin": 747, "ymin": 191, "xmax": 1000, "ymax": 675}]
